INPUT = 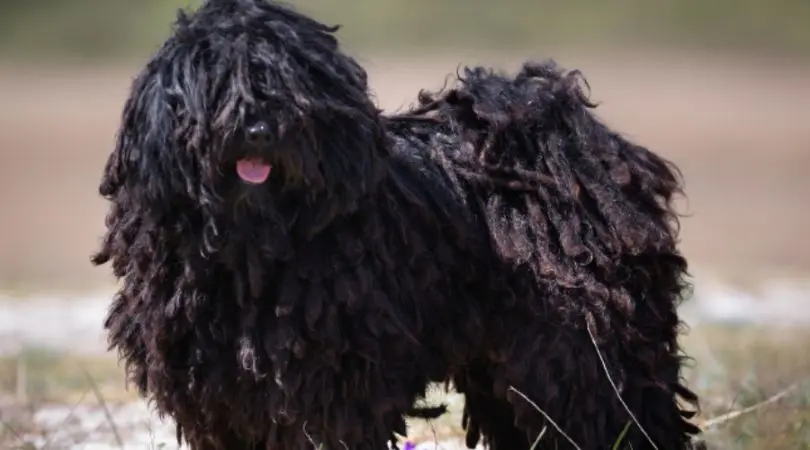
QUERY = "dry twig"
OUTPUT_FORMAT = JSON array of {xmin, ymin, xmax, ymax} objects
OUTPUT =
[
  {"xmin": 702, "ymin": 379, "xmax": 808, "ymax": 430},
  {"xmin": 508, "ymin": 386, "xmax": 583, "ymax": 450},
  {"xmin": 586, "ymin": 323, "xmax": 658, "ymax": 450}
]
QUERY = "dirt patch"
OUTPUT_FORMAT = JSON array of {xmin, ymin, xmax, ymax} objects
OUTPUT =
[{"xmin": 1, "ymin": 51, "xmax": 808, "ymax": 290}]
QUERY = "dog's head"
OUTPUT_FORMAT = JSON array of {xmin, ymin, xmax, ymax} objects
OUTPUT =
[{"xmin": 98, "ymin": 0, "xmax": 385, "ymax": 254}]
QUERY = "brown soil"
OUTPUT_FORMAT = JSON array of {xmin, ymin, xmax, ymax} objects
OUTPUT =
[{"xmin": 1, "ymin": 51, "xmax": 808, "ymax": 290}]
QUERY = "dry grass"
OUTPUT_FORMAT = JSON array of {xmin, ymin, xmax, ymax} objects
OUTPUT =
[
  {"xmin": 683, "ymin": 325, "xmax": 810, "ymax": 449},
  {"xmin": 0, "ymin": 323, "xmax": 808, "ymax": 448},
  {"xmin": 0, "ymin": 348, "xmax": 135, "ymax": 404}
]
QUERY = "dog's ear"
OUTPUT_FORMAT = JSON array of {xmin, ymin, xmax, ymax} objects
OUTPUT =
[
  {"xmin": 98, "ymin": 79, "xmax": 146, "ymax": 199},
  {"xmin": 99, "ymin": 70, "xmax": 203, "ymax": 210},
  {"xmin": 94, "ymin": 66, "xmax": 207, "ymax": 272},
  {"xmin": 98, "ymin": 135, "xmax": 127, "ymax": 199}
]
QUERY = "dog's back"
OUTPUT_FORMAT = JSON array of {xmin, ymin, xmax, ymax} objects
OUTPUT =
[{"xmin": 385, "ymin": 61, "xmax": 701, "ymax": 449}]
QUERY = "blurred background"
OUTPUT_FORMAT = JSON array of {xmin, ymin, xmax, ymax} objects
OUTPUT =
[{"xmin": 0, "ymin": 1, "xmax": 808, "ymax": 448}]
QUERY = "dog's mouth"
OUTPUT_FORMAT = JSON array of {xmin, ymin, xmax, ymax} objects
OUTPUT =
[{"xmin": 236, "ymin": 158, "xmax": 273, "ymax": 184}]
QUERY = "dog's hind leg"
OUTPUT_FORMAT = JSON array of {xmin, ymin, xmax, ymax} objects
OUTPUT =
[
  {"xmin": 455, "ymin": 363, "xmax": 530, "ymax": 450},
  {"xmin": 484, "ymin": 324, "xmax": 700, "ymax": 450}
]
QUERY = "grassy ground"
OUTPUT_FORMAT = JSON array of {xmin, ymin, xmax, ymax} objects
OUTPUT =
[
  {"xmin": 1, "ymin": 324, "xmax": 808, "ymax": 449},
  {"xmin": 1, "ymin": 0, "xmax": 810, "ymax": 60},
  {"xmin": 409, "ymin": 324, "xmax": 810, "ymax": 449}
]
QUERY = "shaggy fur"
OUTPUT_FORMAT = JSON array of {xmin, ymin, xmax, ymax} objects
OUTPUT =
[{"xmin": 93, "ymin": 0, "xmax": 703, "ymax": 449}]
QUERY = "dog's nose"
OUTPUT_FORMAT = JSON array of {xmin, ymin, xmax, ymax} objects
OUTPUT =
[{"xmin": 245, "ymin": 122, "xmax": 271, "ymax": 146}]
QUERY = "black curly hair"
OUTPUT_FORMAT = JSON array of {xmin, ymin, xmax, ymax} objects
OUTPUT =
[{"xmin": 94, "ymin": 1, "xmax": 702, "ymax": 449}]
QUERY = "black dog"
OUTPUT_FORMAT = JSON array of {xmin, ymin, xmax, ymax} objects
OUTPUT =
[{"xmin": 93, "ymin": 0, "xmax": 702, "ymax": 448}]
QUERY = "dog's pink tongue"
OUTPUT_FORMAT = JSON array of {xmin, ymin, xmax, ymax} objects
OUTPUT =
[{"xmin": 236, "ymin": 158, "xmax": 272, "ymax": 184}]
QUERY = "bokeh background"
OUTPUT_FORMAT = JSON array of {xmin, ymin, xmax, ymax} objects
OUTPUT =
[{"xmin": 0, "ymin": 1, "xmax": 808, "ymax": 449}]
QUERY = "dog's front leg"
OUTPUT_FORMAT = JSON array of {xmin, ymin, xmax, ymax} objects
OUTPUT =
[{"xmin": 267, "ymin": 344, "xmax": 423, "ymax": 450}]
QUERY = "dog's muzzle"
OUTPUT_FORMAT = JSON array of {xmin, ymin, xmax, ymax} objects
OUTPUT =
[{"xmin": 236, "ymin": 122, "xmax": 274, "ymax": 184}]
